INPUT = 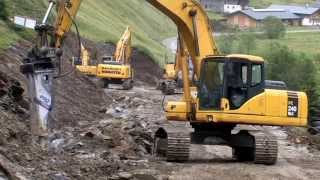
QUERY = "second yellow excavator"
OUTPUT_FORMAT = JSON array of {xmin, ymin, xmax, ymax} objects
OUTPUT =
[
  {"xmin": 74, "ymin": 27, "xmax": 134, "ymax": 90},
  {"xmin": 97, "ymin": 27, "xmax": 134, "ymax": 89},
  {"xmin": 74, "ymin": 43, "xmax": 97, "ymax": 76},
  {"xmin": 158, "ymin": 35, "xmax": 185, "ymax": 95},
  {"xmin": 75, "ymin": 27, "xmax": 134, "ymax": 89}
]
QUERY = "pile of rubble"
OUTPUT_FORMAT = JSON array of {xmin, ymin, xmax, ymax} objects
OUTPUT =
[{"xmin": 0, "ymin": 37, "xmax": 164, "ymax": 179}]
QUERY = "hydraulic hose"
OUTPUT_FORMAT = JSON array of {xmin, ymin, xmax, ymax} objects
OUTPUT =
[{"xmin": 54, "ymin": 6, "xmax": 81, "ymax": 79}]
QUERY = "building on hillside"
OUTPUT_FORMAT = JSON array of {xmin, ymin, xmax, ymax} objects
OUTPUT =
[
  {"xmin": 199, "ymin": 0, "xmax": 249, "ymax": 13},
  {"xmin": 227, "ymin": 9, "xmax": 300, "ymax": 28},
  {"xmin": 268, "ymin": 4, "xmax": 320, "ymax": 26}
]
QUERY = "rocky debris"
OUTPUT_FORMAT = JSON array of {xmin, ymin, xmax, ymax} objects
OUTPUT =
[
  {"xmin": 0, "ymin": 153, "xmax": 29, "ymax": 180},
  {"xmin": 0, "ymin": 33, "xmax": 167, "ymax": 179},
  {"xmin": 0, "ymin": 72, "xmax": 29, "ymax": 117}
]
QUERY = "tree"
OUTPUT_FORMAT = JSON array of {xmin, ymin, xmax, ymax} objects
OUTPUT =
[
  {"xmin": 265, "ymin": 42, "xmax": 320, "ymax": 119},
  {"xmin": 262, "ymin": 16, "xmax": 286, "ymax": 39},
  {"xmin": 0, "ymin": 1, "xmax": 8, "ymax": 20},
  {"xmin": 237, "ymin": 32, "xmax": 256, "ymax": 54},
  {"xmin": 219, "ymin": 34, "xmax": 235, "ymax": 54}
]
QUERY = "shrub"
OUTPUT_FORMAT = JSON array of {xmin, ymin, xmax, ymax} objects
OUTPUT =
[{"xmin": 262, "ymin": 16, "xmax": 286, "ymax": 39}]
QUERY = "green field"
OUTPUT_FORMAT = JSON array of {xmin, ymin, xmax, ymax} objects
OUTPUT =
[
  {"xmin": 250, "ymin": 0, "xmax": 315, "ymax": 8},
  {"xmin": 217, "ymin": 31, "xmax": 320, "ymax": 57}
]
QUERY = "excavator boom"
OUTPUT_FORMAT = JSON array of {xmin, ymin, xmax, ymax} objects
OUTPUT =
[
  {"xmin": 147, "ymin": 0, "xmax": 219, "ymax": 77},
  {"xmin": 114, "ymin": 27, "xmax": 132, "ymax": 64},
  {"xmin": 55, "ymin": 0, "xmax": 82, "ymax": 47}
]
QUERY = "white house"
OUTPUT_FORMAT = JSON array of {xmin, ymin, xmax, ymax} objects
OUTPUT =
[
  {"xmin": 224, "ymin": 4, "xmax": 242, "ymax": 14},
  {"xmin": 199, "ymin": 0, "xmax": 249, "ymax": 13},
  {"xmin": 268, "ymin": 4, "xmax": 320, "ymax": 26}
]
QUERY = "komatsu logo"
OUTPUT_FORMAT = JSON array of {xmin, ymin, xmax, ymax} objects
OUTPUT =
[{"xmin": 102, "ymin": 67, "xmax": 122, "ymax": 74}]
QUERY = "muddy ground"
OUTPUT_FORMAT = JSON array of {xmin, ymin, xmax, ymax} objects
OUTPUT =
[{"xmin": 1, "ymin": 38, "xmax": 320, "ymax": 180}]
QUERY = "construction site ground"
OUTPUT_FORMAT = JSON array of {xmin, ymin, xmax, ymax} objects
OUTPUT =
[{"xmin": 1, "ymin": 38, "xmax": 320, "ymax": 180}]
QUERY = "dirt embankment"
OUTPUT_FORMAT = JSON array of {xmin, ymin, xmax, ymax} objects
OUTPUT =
[{"xmin": 0, "ymin": 34, "xmax": 163, "ymax": 179}]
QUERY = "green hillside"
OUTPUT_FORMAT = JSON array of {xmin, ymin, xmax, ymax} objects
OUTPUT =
[
  {"xmin": 76, "ymin": 0, "xmax": 176, "ymax": 65},
  {"xmin": 250, "ymin": 0, "xmax": 316, "ymax": 8},
  {"xmin": 0, "ymin": 0, "xmax": 176, "ymax": 65}
]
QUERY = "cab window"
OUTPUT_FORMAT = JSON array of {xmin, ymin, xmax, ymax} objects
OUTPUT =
[
  {"xmin": 251, "ymin": 64, "xmax": 262, "ymax": 86},
  {"xmin": 241, "ymin": 65, "xmax": 248, "ymax": 85}
]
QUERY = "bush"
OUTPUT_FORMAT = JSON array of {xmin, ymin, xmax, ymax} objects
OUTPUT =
[
  {"xmin": 265, "ymin": 42, "xmax": 320, "ymax": 117},
  {"xmin": 237, "ymin": 32, "xmax": 256, "ymax": 54},
  {"xmin": 262, "ymin": 16, "xmax": 286, "ymax": 39},
  {"xmin": 0, "ymin": 1, "xmax": 8, "ymax": 20}
]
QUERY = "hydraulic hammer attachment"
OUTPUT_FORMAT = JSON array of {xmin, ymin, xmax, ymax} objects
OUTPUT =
[
  {"xmin": 20, "ymin": 44, "xmax": 59, "ymax": 136},
  {"xmin": 20, "ymin": 1, "xmax": 59, "ymax": 137}
]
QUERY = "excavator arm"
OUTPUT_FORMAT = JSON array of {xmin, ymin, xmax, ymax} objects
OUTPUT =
[
  {"xmin": 55, "ymin": 0, "xmax": 82, "ymax": 48},
  {"xmin": 147, "ymin": 0, "xmax": 219, "ymax": 77},
  {"xmin": 20, "ymin": 0, "xmax": 82, "ymax": 137},
  {"xmin": 114, "ymin": 27, "xmax": 132, "ymax": 64},
  {"xmin": 146, "ymin": 0, "xmax": 219, "ymax": 110}
]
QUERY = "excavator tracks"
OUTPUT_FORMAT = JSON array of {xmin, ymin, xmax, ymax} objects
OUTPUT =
[
  {"xmin": 166, "ymin": 132, "xmax": 190, "ymax": 161},
  {"xmin": 153, "ymin": 127, "xmax": 191, "ymax": 162},
  {"xmin": 253, "ymin": 133, "xmax": 278, "ymax": 165},
  {"xmin": 157, "ymin": 80, "xmax": 176, "ymax": 95},
  {"xmin": 232, "ymin": 130, "xmax": 278, "ymax": 165}
]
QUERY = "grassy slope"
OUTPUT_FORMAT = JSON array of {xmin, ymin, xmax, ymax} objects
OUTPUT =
[
  {"xmin": 0, "ymin": 0, "xmax": 46, "ymax": 49},
  {"xmin": 0, "ymin": 21, "xmax": 20, "ymax": 49},
  {"xmin": 76, "ymin": 0, "xmax": 176, "ymax": 66},
  {"xmin": 250, "ymin": 0, "xmax": 316, "ymax": 8},
  {"xmin": 0, "ymin": 0, "xmax": 176, "ymax": 65}
]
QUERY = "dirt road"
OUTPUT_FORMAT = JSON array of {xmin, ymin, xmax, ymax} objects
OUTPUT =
[{"xmin": 103, "ymin": 85, "xmax": 320, "ymax": 180}]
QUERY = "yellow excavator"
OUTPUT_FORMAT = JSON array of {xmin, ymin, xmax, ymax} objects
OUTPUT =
[
  {"xmin": 74, "ymin": 43, "xmax": 97, "ymax": 76},
  {"xmin": 147, "ymin": 0, "xmax": 316, "ymax": 165},
  {"xmin": 20, "ymin": 0, "xmax": 82, "ymax": 137},
  {"xmin": 96, "ymin": 27, "xmax": 134, "ymax": 90},
  {"xmin": 158, "ymin": 35, "xmax": 186, "ymax": 95},
  {"xmin": 75, "ymin": 27, "xmax": 134, "ymax": 89}
]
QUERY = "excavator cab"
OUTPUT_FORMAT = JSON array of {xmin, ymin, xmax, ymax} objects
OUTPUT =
[{"xmin": 198, "ymin": 55, "xmax": 265, "ymax": 111}]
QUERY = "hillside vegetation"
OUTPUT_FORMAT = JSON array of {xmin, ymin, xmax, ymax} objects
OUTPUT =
[
  {"xmin": 250, "ymin": 0, "xmax": 316, "ymax": 8},
  {"xmin": 0, "ymin": 0, "xmax": 176, "ymax": 65}
]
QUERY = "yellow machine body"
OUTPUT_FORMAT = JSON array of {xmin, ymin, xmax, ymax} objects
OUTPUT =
[
  {"xmin": 147, "ymin": 0, "xmax": 309, "ymax": 129},
  {"xmin": 166, "ymin": 89, "xmax": 308, "ymax": 127},
  {"xmin": 164, "ymin": 63, "xmax": 176, "ymax": 79},
  {"xmin": 95, "ymin": 27, "xmax": 134, "ymax": 88},
  {"xmin": 76, "ymin": 65, "xmax": 97, "ymax": 76},
  {"xmin": 76, "ymin": 44, "xmax": 97, "ymax": 76},
  {"xmin": 96, "ymin": 64, "xmax": 132, "ymax": 80}
]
